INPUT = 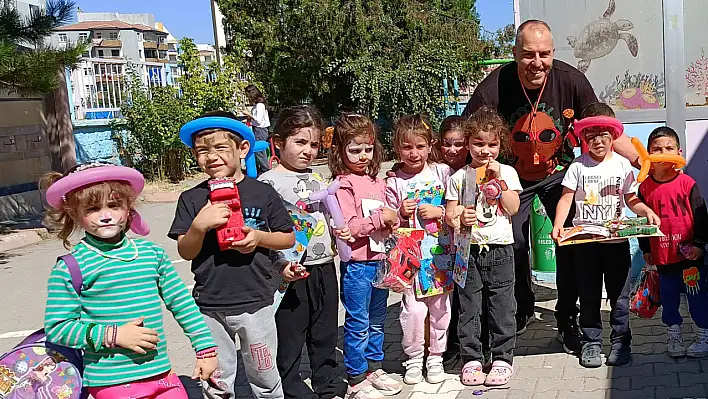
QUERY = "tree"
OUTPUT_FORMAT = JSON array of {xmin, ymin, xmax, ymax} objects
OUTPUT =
[
  {"xmin": 486, "ymin": 23, "xmax": 515, "ymax": 59},
  {"xmin": 216, "ymin": 0, "xmax": 489, "ymax": 121},
  {"xmin": 0, "ymin": 0, "xmax": 87, "ymax": 95}
]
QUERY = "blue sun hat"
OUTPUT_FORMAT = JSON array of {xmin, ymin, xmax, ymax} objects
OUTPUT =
[{"xmin": 179, "ymin": 110, "xmax": 269, "ymax": 178}]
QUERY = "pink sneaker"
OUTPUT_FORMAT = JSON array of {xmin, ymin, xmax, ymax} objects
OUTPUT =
[
  {"xmin": 344, "ymin": 380, "xmax": 384, "ymax": 399},
  {"xmin": 366, "ymin": 369, "xmax": 403, "ymax": 396}
]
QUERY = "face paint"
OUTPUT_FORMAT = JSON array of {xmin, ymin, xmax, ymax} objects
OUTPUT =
[{"xmin": 345, "ymin": 141, "xmax": 375, "ymax": 164}]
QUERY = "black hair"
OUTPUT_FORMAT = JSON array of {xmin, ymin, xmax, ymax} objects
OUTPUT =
[
  {"xmin": 648, "ymin": 126, "xmax": 680, "ymax": 148},
  {"xmin": 245, "ymin": 84, "xmax": 266, "ymax": 105},
  {"xmin": 581, "ymin": 102, "xmax": 615, "ymax": 118}
]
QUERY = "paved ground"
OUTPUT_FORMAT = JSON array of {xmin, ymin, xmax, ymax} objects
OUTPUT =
[{"xmin": 2, "ymin": 185, "xmax": 708, "ymax": 398}]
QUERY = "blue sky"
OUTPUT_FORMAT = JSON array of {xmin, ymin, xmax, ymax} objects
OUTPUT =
[{"xmin": 73, "ymin": 0, "xmax": 514, "ymax": 44}]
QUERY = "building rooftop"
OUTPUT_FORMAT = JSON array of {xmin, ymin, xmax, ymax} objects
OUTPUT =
[{"xmin": 56, "ymin": 20, "xmax": 165, "ymax": 33}]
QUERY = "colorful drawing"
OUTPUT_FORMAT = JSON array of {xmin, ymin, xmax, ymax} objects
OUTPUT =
[
  {"xmin": 0, "ymin": 348, "xmax": 80, "ymax": 399},
  {"xmin": 272, "ymin": 201, "xmax": 317, "ymax": 311},
  {"xmin": 453, "ymin": 168, "xmax": 477, "ymax": 288},
  {"xmin": 683, "ymin": 267, "xmax": 701, "ymax": 295},
  {"xmin": 567, "ymin": 0, "xmax": 638, "ymax": 73},
  {"xmin": 686, "ymin": 54, "xmax": 708, "ymax": 106},
  {"xmin": 406, "ymin": 180, "xmax": 454, "ymax": 298},
  {"xmin": 599, "ymin": 70, "xmax": 665, "ymax": 110}
]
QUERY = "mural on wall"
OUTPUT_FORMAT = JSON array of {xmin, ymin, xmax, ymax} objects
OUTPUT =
[
  {"xmin": 566, "ymin": 0, "xmax": 639, "ymax": 73},
  {"xmin": 686, "ymin": 54, "xmax": 708, "ymax": 106},
  {"xmin": 598, "ymin": 70, "xmax": 665, "ymax": 110}
]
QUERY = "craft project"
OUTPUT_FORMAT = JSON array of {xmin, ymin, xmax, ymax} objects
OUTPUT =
[
  {"xmin": 556, "ymin": 217, "xmax": 663, "ymax": 246},
  {"xmin": 452, "ymin": 167, "xmax": 481, "ymax": 288},
  {"xmin": 308, "ymin": 178, "xmax": 352, "ymax": 262},
  {"xmin": 631, "ymin": 137, "xmax": 686, "ymax": 183},
  {"xmin": 272, "ymin": 201, "xmax": 317, "ymax": 310},
  {"xmin": 406, "ymin": 180, "xmax": 453, "ymax": 297}
]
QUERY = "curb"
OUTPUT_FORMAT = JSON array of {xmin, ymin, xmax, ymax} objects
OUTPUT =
[
  {"xmin": 140, "ymin": 192, "xmax": 181, "ymax": 203},
  {"xmin": 0, "ymin": 228, "xmax": 49, "ymax": 253}
]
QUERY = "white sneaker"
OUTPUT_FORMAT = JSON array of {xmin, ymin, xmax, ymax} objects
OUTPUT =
[
  {"xmin": 366, "ymin": 369, "xmax": 403, "ymax": 396},
  {"xmin": 687, "ymin": 327, "xmax": 708, "ymax": 358},
  {"xmin": 667, "ymin": 325, "xmax": 686, "ymax": 358},
  {"xmin": 344, "ymin": 380, "xmax": 384, "ymax": 399},
  {"xmin": 402, "ymin": 357, "xmax": 423, "ymax": 385},
  {"xmin": 425, "ymin": 355, "xmax": 446, "ymax": 384}
]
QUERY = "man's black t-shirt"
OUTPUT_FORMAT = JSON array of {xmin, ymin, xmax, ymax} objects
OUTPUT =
[
  {"xmin": 168, "ymin": 176, "xmax": 294, "ymax": 314},
  {"xmin": 463, "ymin": 60, "xmax": 598, "ymax": 182}
]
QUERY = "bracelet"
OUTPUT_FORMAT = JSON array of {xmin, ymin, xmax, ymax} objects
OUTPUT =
[
  {"xmin": 86, "ymin": 323, "xmax": 97, "ymax": 351},
  {"xmin": 437, "ymin": 205, "xmax": 446, "ymax": 220},
  {"xmin": 196, "ymin": 347, "xmax": 218, "ymax": 359},
  {"xmin": 110, "ymin": 324, "xmax": 118, "ymax": 348},
  {"xmin": 103, "ymin": 326, "xmax": 109, "ymax": 348}
]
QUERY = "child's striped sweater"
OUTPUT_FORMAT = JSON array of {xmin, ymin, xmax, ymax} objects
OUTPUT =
[{"xmin": 44, "ymin": 234, "xmax": 215, "ymax": 387}]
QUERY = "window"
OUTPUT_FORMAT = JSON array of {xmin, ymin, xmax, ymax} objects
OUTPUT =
[
  {"xmin": 58, "ymin": 33, "xmax": 67, "ymax": 43},
  {"xmin": 98, "ymin": 49, "xmax": 104, "ymax": 57},
  {"xmin": 139, "ymin": 49, "xmax": 143, "ymax": 58},
  {"xmin": 111, "ymin": 49, "xmax": 119, "ymax": 57},
  {"xmin": 78, "ymin": 33, "xmax": 88, "ymax": 41},
  {"xmin": 83, "ymin": 68, "xmax": 90, "ymax": 76},
  {"xmin": 95, "ymin": 32, "xmax": 102, "ymax": 39},
  {"xmin": 109, "ymin": 32, "xmax": 118, "ymax": 40},
  {"xmin": 28, "ymin": 4, "xmax": 39, "ymax": 14}
]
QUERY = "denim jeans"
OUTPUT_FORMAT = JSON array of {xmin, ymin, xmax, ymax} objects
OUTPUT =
[
  {"xmin": 340, "ymin": 260, "xmax": 389, "ymax": 383},
  {"xmin": 659, "ymin": 263, "xmax": 708, "ymax": 329}
]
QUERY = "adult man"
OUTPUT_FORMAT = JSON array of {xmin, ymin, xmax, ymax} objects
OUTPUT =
[{"xmin": 459, "ymin": 20, "xmax": 639, "ymax": 355}]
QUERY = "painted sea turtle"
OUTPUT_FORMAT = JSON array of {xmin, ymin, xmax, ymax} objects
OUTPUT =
[{"xmin": 566, "ymin": 0, "xmax": 638, "ymax": 73}]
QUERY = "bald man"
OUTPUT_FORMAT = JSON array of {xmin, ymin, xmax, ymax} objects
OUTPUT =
[{"xmin": 455, "ymin": 20, "xmax": 640, "ymax": 359}]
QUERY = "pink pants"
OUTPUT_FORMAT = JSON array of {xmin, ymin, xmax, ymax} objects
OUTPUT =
[
  {"xmin": 88, "ymin": 371, "xmax": 188, "ymax": 399},
  {"xmin": 399, "ymin": 288, "xmax": 451, "ymax": 359}
]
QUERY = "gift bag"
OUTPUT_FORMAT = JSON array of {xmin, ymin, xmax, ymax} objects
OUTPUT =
[
  {"xmin": 630, "ymin": 265, "xmax": 661, "ymax": 319},
  {"xmin": 374, "ymin": 228, "xmax": 425, "ymax": 291}
]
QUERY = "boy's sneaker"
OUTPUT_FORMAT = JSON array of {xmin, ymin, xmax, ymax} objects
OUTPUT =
[
  {"xmin": 366, "ymin": 369, "xmax": 402, "ymax": 396},
  {"xmin": 557, "ymin": 317, "xmax": 582, "ymax": 354},
  {"xmin": 344, "ymin": 380, "xmax": 384, "ymax": 399},
  {"xmin": 687, "ymin": 327, "xmax": 708, "ymax": 358},
  {"xmin": 580, "ymin": 342, "xmax": 603, "ymax": 368},
  {"xmin": 442, "ymin": 344, "xmax": 460, "ymax": 367},
  {"xmin": 425, "ymin": 355, "xmax": 446, "ymax": 384},
  {"xmin": 516, "ymin": 313, "xmax": 535, "ymax": 335},
  {"xmin": 402, "ymin": 357, "xmax": 424, "ymax": 385},
  {"xmin": 606, "ymin": 344, "xmax": 631, "ymax": 366},
  {"xmin": 667, "ymin": 325, "xmax": 686, "ymax": 358}
]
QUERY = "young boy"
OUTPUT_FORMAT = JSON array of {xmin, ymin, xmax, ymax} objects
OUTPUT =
[
  {"xmin": 169, "ymin": 110, "xmax": 296, "ymax": 399},
  {"xmin": 551, "ymin": 103, "xmax": 660, "ymax": 368},
  {"xmin": 638, "ymin": 127, "xmax": 708, "ymax": 358}
]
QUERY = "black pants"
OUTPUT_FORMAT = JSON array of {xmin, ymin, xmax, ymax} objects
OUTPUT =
[
  {"xmin": 574, "ymin": 241, "xmax": 632, "ymax": 346},
  {"xmin": 512, "ymin": 170, "xmax": 578, "ymax": 323},
  {"xmin": 253, "ymin": 126, "xmax": 271, "ymax": 174},
  {"xmin": 459, "ymin": 245, "xmax": 516, "ymax": 364},
  {"xmin": 276, "ymin": 262, "xmax": 340, "ymax": 399}
]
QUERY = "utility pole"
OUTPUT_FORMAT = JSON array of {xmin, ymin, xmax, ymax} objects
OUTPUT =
[{"xmin": 210, "ymin": 0, "xmax": 227, "ymax": 65}]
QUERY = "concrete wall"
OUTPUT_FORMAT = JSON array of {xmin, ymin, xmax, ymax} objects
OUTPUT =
[
  {"xmin": 121, "ymin": 30, "xmax": 142, "ymax": 62},
  {"xmin": 73, "ymin": 120, "xmax": 122, "ymax": 164}
]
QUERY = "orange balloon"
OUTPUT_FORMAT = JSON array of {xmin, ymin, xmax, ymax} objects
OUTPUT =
[{"xmin": 630, "ymin": 137, "xmax": 686, "ymax": 183}]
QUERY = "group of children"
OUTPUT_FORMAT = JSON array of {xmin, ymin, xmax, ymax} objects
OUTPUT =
[{"xmin": 37, "ymin": 99, "xmax": 708, "ymax": 399}]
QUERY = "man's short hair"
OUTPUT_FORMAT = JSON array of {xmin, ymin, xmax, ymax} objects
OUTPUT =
[{"xmin": 515, "ymin": 20, "xmax": 552, "ymax": 48}]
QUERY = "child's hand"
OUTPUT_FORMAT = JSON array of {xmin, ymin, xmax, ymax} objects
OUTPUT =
[
  {"xmin": 460, "ymin": 206, "xmax": 476, "ymax": 226},
  {"xmin": 382, "ymin": 208, "xmax": 398, "ymax": 226},
  {"xmin": 400, "ymin": 199, "xmax": 417, "ymax": 218},
  {"xmin": 334, "ymin": 227, "xmax": 355, "ymax": 243},
  {"xmin": 643, "ymin": 253, "xmax": 653, "ymax": 265},
  {"xmin": 418, "ymin": 204, "xmax": 442, "ymax": 220},
  {"xmin": 486, "ymin": 157, "xmax": 501, "ymax": 179},
  {"xmin": 281, "ymin": 262, "xmax": 309, "ymax": 281},
  {"xmin": 646, "ymin": 210, "xmax": 661, "ymax": 227},
  {"xmin": 193, "ymin": 201, "xmax": 231, "ymax": 233},
  {"xmin": 685, "ymin": 246, "xmax": 704, "ymax": 261},
  {"xmin": 115, "ymin": 317, "xmax": 160, "ymax": 354},
  {"xmin": 230, "ymin": 226, "xmax": 261, "ymax": 253},
  {"xmin": 551, "ymin": 225, "xmax": 564, "ymax": 241},
  {"xmin": 192, "ymin": 357, "xmax": 219, "ymax": 381}
]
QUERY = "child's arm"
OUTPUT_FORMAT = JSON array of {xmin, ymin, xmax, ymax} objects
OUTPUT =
[
  {"xmin": 687, "ymin": 183, "xmax": 708, "ymax": 259},
  {"xmin": 385, "ymin": 177, "xmax": 413, "ymax": 227},
  {"xmin": 232, "ymin": 185, "xmax": 296, "ymax": 253},
  {"xmin": 172, "ymin": 196, "xmax": 231, "ymax": 261},
  {"xmin": 552, "ymin": 188, "xmax": 575, "ymax": 240},
  {"xmin": 495, "ymin": 163, "xmax": 522, "ymax": 216},
  {"xmin": 636, "ymin": 189, "xmax": 654, "ymax": 264},
  {"xmin": 624, "ymin": 194, "xmax": 661, "ymax": 225},
  {"xmin": 337, "ymin": 179, "xmax": 395, "ymax": 238}
]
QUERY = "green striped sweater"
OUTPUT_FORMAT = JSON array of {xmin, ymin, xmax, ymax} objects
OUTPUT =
[{"xmin": 44, "ymin": 234, "xmax": 216, "ymax": 387}]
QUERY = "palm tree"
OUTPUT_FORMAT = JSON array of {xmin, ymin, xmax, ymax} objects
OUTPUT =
[{"xmin": 0, "ymin": 0, "xmax": 87, "ymax": 95}]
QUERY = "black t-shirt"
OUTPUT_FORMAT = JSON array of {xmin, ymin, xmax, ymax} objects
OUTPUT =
[
  {"xmin": 168, "ymin": 177, "xmax": 294, "ymax": 314},
  {"xmin": 463, "ymin": 60, "xmax": 598, "ymax": 182}
]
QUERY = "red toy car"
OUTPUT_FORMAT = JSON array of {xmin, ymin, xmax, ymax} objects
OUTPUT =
[{"xmin": 208, "ymin": 178, "xmax": 246, "ymax": 250}]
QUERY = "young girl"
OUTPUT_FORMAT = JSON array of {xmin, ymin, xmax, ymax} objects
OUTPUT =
[
  {"xmin": 444, "ymin": 107, "xmax": 522, "ymax": 387},
  {"xmin": 330, "ymin": 114, "xmax": 403, "ymax": 399},
  {"xmin": 41, "ymin": 163, "xmax": 218, "ymax": 399},
  {"xmin": 384, "ymin": 115, "xmax": 453, "ymax": 384},
  {"xmin": 243, "ymin": 84, "xmax": 271, "ymax": 173},
  {"xmin": 258, "ymin": 105, "xmax": 350, "ymax": 399}
]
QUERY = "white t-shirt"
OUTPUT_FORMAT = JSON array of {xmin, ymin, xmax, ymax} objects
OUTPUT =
[
  {"xmin": 251, "ymin": 102, "xmax": 270, "ymax": 128},
  {"xmin": 446, "ymin": 164, "xmax": 523, "ymax": 245},
  {"xmin": 562, "ymin": 152, "xmax": 635, "ymax": 226}
]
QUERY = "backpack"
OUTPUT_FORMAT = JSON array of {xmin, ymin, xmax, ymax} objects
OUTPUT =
[{"xmin": 0, "ymin": 255, "xmax": 87, "ymax": 399}]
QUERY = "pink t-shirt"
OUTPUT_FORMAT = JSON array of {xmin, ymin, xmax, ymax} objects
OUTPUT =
[{"xmin": 336, "ymin": 173, "xmax": 392, "ymax": 261}]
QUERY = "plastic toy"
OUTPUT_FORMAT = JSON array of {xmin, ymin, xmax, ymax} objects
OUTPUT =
[
  {"xmin": 630, "ymin": 266, "xmax": 661, "ymax": 319},
  {"xmin": 309, "ymin": 178, "xmax": 352, "ymax": 262},
  {"xmin": 208, "ymin": 178, "xmax": 247, "ymax": 250},
  {"xmin": 375, "ymin": 228, "xmax": 425, "ymax": 291},
  {"xmin": 630, "ymin": 137, "xmax": 686, "ymax": 183}
]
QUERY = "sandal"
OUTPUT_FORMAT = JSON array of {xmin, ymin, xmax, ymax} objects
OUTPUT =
[
  {"xmin": 461, "ymin": 361, "xmax": 486, "ymax": 386},
  {"xmin": 484, "ymin": 360, "xmax": 513, "ymax": 386}
]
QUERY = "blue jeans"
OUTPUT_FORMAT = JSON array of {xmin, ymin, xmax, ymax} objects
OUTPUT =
[
  {"xmin": 659, "ymin": 263, "xmax": 708, "ymax": 329},
  {"xmin": 340, "ymin": 261, "xmax": 389, "ymax": 381}
]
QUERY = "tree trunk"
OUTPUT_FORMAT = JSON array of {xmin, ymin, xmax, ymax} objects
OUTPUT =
[{"xmin": 43, "ymin": 68, "xmax": 76, "ymax": 173}]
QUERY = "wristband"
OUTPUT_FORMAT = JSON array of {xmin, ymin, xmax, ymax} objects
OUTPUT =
[
  {"xmin": 437, "ymin": 205, "xmax": 446, "ymax": 220},
  {"xmin": 196, "ymin": 347, "xmax": 218, "ymax": 359},
  {"xmin": 111, "ymin": 324, "xmax": 118, "ymax": 348}
]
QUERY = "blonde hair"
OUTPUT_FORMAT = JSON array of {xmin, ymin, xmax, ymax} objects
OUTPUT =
[
  {"xmin": 392, "ymin": 114, "xmax": 442, "ymax": 164},
  {"xmin": 40, "ymin": 172, "xmax": 137, "ymax": 249},
  {"xmin": 328, "ymin": 114, "xmax": 384, "ymax": 178}
]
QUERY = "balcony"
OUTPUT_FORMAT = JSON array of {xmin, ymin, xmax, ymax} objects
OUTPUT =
[
  {"xmin": 92, "ymin": 38, "xmax": 121, "ymax": 48},
  {"xmin": 143, "ymin": 41, "xmax": 158, "ymax": 49},
  {"xmin": 158, "ymin": 43, "xmax": 169, "ymax": 51}
]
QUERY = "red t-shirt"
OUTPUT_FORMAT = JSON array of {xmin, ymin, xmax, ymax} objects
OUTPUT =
[{"xmin": 638, "ymin": 174, "xmax": 708, "ymax": 268}]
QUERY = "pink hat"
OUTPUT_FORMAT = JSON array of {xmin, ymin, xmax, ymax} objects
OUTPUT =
[
  {"xmin": 573, "ymin": 116, "xmax": 624, "ymax": 140},
  {"xmin": 45, "ymin": 162, "xmax": 150, "ymax": 236}
]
